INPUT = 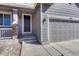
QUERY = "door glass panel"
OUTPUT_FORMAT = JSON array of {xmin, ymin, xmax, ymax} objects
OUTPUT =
[
  {"xmin": 0, "ymin": 14, "xmax": 3, "ymax": 25},
  {"xmin": 24, "ymin": 15, "xmax": 30, "ymax": 32}
]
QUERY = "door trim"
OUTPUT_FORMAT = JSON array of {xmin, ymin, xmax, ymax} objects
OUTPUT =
[{"xmin": 22, "ymin": 14, "xmax": 32, "ymax": 34}]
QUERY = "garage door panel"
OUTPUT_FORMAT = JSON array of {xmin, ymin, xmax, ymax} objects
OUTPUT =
[{"xmin": 49, "ymin": 19, "xmax": 79, "ymax": 42}]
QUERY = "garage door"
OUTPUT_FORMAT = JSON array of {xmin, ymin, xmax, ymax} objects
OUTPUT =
[{"xmin": 49, "ymin": 19, "xmax": 79, "ymax": 42}]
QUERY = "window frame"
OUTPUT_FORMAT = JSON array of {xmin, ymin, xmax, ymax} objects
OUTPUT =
[{"xmin": 0, "ymin": 12, "xmax": 12, "ymax": 27}]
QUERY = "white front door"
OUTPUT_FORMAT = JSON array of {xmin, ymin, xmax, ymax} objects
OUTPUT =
[{"xmin": 22, "ymin": 14, "xmax": 32, "ymax": 34}]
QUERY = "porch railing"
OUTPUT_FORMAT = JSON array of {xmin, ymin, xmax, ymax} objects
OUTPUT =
[{"xmin": 0, "ymin": 28, "xmax": 12, "ymax": 39}]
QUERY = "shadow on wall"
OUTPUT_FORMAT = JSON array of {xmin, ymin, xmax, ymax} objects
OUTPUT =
[{"xmin": 42, "ymin": 3, "xmax": 53, "ymax": 12}]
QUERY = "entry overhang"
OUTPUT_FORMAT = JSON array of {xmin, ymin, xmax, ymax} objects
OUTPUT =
[{"xmin": 0, "ymin": 3, "xmax": 37, "ymax": 9}]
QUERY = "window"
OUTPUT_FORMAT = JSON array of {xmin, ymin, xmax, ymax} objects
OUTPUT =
[
  {"xmin": 4, "ymin": 14, "xmax": 11, "ymax": 25},
  {"xmin": 0, "ymin": 13, "xmax": 12, "ymax": 26}
]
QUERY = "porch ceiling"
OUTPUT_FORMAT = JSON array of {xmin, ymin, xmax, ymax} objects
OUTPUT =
[{"xmin": 0, "ymin": 3, "xmax": 37, "ymax": 9}]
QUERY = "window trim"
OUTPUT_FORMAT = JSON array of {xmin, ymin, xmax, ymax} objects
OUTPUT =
[{"xmin": 0, "ymin": 12, "xmax": 12, "ymax": 27}]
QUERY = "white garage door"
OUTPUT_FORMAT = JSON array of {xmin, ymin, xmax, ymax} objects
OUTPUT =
[{"xmin": 49, "ymin": 19, "xmax": 79, "ymax": 42}]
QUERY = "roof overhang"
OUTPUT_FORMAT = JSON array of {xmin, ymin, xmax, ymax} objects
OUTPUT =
[{"xmin": 0, "ymin": 3, "xmax": 37, "ymax": 9}]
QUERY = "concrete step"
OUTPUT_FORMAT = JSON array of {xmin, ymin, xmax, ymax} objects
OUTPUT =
[
  {"xmin": 22, "ymin": 36, "xmax": 36, "ymax": 40},
  {"xmin": 21, "ymin": 36, "xmax": 37, "ymax": 41},
  {"xmin": 19, "ymin": 33, "xmax": 38, "ymax": 44}
]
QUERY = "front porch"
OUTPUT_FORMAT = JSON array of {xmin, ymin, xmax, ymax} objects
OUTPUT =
[
  {"xmin": 0, "ymin": 13, "xmax": 39, "ymax": 43},
  {"xmin": 0, "ymin": 4, "xmax": 41, "ymax": 45}
]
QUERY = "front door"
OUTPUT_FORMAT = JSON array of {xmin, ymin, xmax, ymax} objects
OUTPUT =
[{"xmin": 22, "ymin": 14, "xmax": 32, "ymax": 34}]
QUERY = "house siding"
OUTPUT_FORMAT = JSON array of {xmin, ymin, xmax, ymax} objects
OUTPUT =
[
  {"xmin": 0, "ymin": 6, "xmax": 12, "ymax": 12},
  {"xmin": 41, "ymin": 4, "xmax": 53, "ymax": 44},
  {"xmin": 45, "ymin": 3, "xmax": 79, "ymax": 18},
  {"xmin": 42, "ymin": 3, "xmax": 79, "ymax": 44},
  {"xmin": 41, "ymin": 14, "xmax": 49, "ymax": 44},
  {"xmin": 32, "ymin": 5, "xmax": 41, "ymax": 42}
]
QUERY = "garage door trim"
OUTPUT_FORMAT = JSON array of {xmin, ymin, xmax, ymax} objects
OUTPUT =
[{"xmin": 47, "ymin": 14, "xmax": 79, "ymax": 43}]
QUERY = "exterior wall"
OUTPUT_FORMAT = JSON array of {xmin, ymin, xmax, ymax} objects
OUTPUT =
[
  {"xmin": 42, "ymin": 4, "xmax": 52, "ymax": 44},
  {"xmin": 18, "ymin": 10, "xmax": 34, "ymax": 37},
  {"xmin": 32, "ymin": 5, "xmax": 41, "ymax": 43},
  {"xmin": 42, "ymin": 3, "xmax": 52, "ymax": 13},
  {"xmin": 42, "ymin": 3, "xmax": 79, "ymax": 44},
  {"xmin": 42, "ymin": 14, "xmax": 49, "ymax": 44},
  {"xmin": 0, "ymin": 6, "xmax": 12, "ymax": 13},
  {"xmin": 44, "ymin": 3, "xmax": 79, "ymax": 18}
]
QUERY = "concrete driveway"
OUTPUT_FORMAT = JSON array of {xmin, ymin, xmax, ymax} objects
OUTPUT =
[
  {"xmin": 21, "ymin": 40, "xmax": 79, "ymax": 56},
  {"xmin": 50, "ymin": 40, "xmax": 79, "ymax": 56}
]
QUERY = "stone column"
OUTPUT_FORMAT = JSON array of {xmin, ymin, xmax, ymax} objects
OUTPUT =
[{"xmin": 12, "ymin": 9, "xmax": 18, "ymax": 39}]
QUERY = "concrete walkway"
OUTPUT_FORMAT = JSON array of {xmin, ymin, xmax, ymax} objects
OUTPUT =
[
  {"xmin": 21, "ymin": 41, "xmax": 62, "ymax": 56},
  {"xmin": 21, "ymin": 40, "xmax": 79, "ymax": 56},
  {"xmin": 21, "ymin": 41, "xmax": 50, "ymax": 56}
]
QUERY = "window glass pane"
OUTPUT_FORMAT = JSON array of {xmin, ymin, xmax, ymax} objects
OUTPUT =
[
  {"xmin": 4, "ymin": 14, "xmax": 11, "ymax": 25},
  {"xmin": 0, "ymin": 14, "xmax": 3, "ymax": 25}
]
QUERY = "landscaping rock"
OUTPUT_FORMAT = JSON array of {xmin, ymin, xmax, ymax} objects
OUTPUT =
[{"xmin": 0, "ymin": 39, "xmax": 21, "ymax": 56}]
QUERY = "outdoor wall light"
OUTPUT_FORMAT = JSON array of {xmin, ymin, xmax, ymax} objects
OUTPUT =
[{"xmin": 43, "ymin": 18, "xmax": 46, "ymax": 24}]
